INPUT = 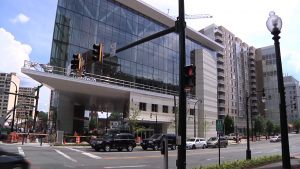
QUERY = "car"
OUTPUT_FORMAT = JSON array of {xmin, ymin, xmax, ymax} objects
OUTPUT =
[
  {"xmin": 186, "ymin": 138, "xmax": 207, "ymax": 149},
  {"xmin": 270, "ymin": 136, "xmax": 281, "ymax": 142},
  {"xmin": 0, "ymin": 147, "xmax": 30, "ymax": 169},
  {"xmin": 207, "ymin": 137, "xmax": 228, "ymax": 148},
  {"xmin": 141, "ymin": 134, "xmax": 177, "ymax": 151},
  {"xmin": 91, "ymin": 133, "xmax": 136, "ymax": 152},
  {"xmin": 225, "ymin": 133, "xmax": 237, "ymax": 140}
]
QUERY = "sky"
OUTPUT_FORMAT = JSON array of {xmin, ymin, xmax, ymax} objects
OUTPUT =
[{"xmin": 0, "ymin": 0, "xmax": 300, "ymax": 113}]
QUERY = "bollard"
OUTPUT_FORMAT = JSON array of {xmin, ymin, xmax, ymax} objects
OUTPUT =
[
  {"xmin": 22, "ymin": 134, "xmax": 25, "ymax": 145},
  {"xmin": 40, "ymin": 136, "xmax": 42, "ymax": 146}
]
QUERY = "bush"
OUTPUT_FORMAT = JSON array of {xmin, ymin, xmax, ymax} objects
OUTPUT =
[{"xmin": 192, "ymin": 155, "xmax": 282, "ymax": 169}]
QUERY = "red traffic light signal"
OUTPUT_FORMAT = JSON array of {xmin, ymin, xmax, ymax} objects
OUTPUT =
[
  {"xmin": 92, "ymin": 44, "xmax": 103, "ymax": 62},
  {"xmin": 184, "ymin": 65, "xmax": 196, "ymax": 89}
]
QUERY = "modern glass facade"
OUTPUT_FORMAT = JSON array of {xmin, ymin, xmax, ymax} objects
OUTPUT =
[{"xmin": 50, "ymin": 0, "xmax": 216, "ymax": 94}]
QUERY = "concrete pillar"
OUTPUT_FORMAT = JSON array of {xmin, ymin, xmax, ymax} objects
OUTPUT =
[{"xmin": 57, "ymin": 94, "xmax": 74, "ymax": 134}]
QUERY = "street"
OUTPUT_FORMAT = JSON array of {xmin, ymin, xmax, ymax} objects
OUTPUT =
[{"xmin": 1, "ymin": 134, "xmax": 300, "ymax": 169}]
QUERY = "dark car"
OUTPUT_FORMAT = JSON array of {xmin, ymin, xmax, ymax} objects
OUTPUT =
[
  {"xmin": 141, "ymin": 134, "xmax": 177, "ymax": 151},
  {"xmin": 207, "ymin": 137, "xmax": 228, "ymax": 148},
  {"xmin": 91, "ymin": 133, "xmax": 136, "ymax": 152},
  {"xmin": 0, "ymin": 148, "xmax": 30, "ymax": 169}
]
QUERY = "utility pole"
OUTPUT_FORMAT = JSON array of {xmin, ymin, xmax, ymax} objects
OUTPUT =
[
  {"xmin": 174, "ymin": 95, "xmax": 177, "ymax": 136},
  {"xmin": 33, "ymin": 87, "xmax": 40, "ymax": 132},
  {"xmin": 177, "ymin": 0, "xmax": 187, "ymax": 168}
]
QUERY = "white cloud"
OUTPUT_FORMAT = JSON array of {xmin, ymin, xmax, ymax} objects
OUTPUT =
[
  {"xmin": 11, "ymin": 13, "xmax": 30, "ymax": 23},
  {"xmin": 282, "ymin": 51, "xmax": 300, "ymax": 73},
  {"xmin": 0, "ymin": 28, "xmax": 50, "ymax": 112}
]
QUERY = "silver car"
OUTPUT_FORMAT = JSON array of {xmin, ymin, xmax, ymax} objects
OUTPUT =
[{"xmin": 186, "ymin": 138, "xmax": 207, "ymax": 149}]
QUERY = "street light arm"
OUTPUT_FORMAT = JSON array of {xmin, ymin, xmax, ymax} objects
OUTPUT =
[{"xmin": 5, "ymin": 80, "xmax": 18, "ymax": 92}]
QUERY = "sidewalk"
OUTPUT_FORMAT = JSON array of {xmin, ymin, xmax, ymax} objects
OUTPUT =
[{"xmin": 256, "ymin": 158, "xmax": 300, "ymax": 169}]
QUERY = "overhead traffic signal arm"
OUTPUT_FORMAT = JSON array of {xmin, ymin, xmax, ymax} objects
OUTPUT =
[{"xmin": 184, "ymin": 65, "xmax": 196, "ymax": 89}]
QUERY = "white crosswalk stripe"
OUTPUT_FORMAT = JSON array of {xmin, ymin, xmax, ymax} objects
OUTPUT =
[
  {"xmin": 18, "ymin": 147, "xmax": 25, "ymax": 157},
  {"xmin": 68, "ymin": 148, "xmax": 102, "ymax": 159},
  {"xmin": 55, "ymin": 149, "xmax": 77, "ymax": 162}
]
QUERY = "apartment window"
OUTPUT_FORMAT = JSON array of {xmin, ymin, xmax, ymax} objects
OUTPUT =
[
  {"xmin": 231, "ymin": 109, "xmax": 234, "ymax": 113},
  {"xmin": 190, "ymin": 109, "xmax": 195, "ymax": 115},
  {"xmin": 139, "ymin": 102, "xmax": 146, "ymax": 111},
  {"xmin": 232, "ymin": 101, "xmax": 234, "ymax": 106},
  {"xmin": 291, "ymin": 110, "xmax": 294, "ymax": 113},
  {"xmin": 3, "ymin": 100, "xmax": 8, "ymax": 102},
  {"xmin": 290, "ymin": 91, "xmax": 292, "ymax": 94},
  {"xmin": 163, "ymin": 105, "xmax": 168, "ymax": 113},
  {"xmin": 293, "ymin": 86, "xmax": 295, "ymax": 89},
  {"xmin": 231, "ymin": 94, "xmax": 234, "ymax": 99},
  {"xmin": 290, "ymin": 87, "xmax": 293, "ymax": 90},
  {"xmin": 152, "ymin": 104, "xmax": 158, "ymax": 112}
]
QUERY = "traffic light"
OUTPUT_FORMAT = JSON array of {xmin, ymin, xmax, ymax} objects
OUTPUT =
[
  {"xmin": 36, "ymin": 111, "xmax": 39, "ymax": 117},
  {"xmin": 29, "ymin": 110, "xmax": 33, "ymax": 117},
  {"xmin": 71, "ymin": 54, "xmax": 81, "ymax": 70},
  {"xmin": 92, "ymin": 44, "xmax": 103, "ymax": 62},
  {"xmin": 184, "ymin": 65, "xmax": 196, "ymax": 89}
]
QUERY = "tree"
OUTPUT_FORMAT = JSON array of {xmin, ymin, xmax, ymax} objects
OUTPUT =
[
  {"xmin": 89, "ymin": 118, "xmax": 101, "ymax": 131},
  {"xmin": 274, "ymin": 124, "xmax": 281, "ymax": 134},
  {"xmin": 224, "ymin": 115, "xmax": 235, "ymax": 135},
  {"xmin": 108, "ymin": 112, "xmax": 120, "ymax": 119},
  {"xmin": 28, "ymin": 117, "xmax": 33, "ymax": 121},
  {"xmin": 38, "ymin": 111, "xmax": 48, "ymax": 120},
  {"xmin": 254, "ymin": 115, "xmax": 266, "ymax": 135},
  {"xmin": 200, "ymin": 116, "xmax": 210, "ymax": 139},
  {"xmin": 293, "ymin": 119, "xmax": 300, "ymax": 133},
  {"xmin": 126, "ymin": 107, "xmax": 145, "ymax": 134},
  {"xmin": 266, "ymin": 119, "xmax": 275, "ymax": 134}
]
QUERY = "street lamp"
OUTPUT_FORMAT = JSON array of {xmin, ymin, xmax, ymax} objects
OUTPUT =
[
  {"xmin": 5, "ymin": 80, "xmax": 18, "ymax": 132},
  {"xmin": 246, "ymin": 88, "xmax": 266, "ymax": 160},
  {"xmin": 194, "ymin": 99, "xmax": 202, "ymax": 137},
  {"xmin": 267, "ymin": 11, "xmax": 291, "ymax": 169},
  {"xmin": 150, "ymin": 113, "xmax": 157, "ymax": 133}
]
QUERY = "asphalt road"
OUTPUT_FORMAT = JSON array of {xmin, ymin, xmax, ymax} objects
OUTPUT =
[{"xmin": 1, "ymin": 134, "xmax": 300, "ymax": 169}]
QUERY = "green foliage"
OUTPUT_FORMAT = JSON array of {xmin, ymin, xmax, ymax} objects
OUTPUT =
[
  {"xmin": 293, "ymin": 119, "xmax": 300, "ymax": 132},
  {"xmin": 266, "ymin": 119, "xmax": 275, "ymax": 134},
  {"xmin": 274, "ymin": 124, "xmax": 281, "ymax": 133},
  {"xmin": 127, "ymin": 107, "xmax": 145, "ymax": 134},
  {"xmin": 200, "ymin": 116, "xmax": 210, "ymax": 139},
  {"xmin": 28, "ymin": 117, "xmax": 33, "ymax": 121},
  {"xmin": 224, "ymin": 115, "xmax": 235, "ymax": 135},
  {"xmin": 108, "ymin": 112, "xmax": 121, "ymax": 119},
  {"xmin": 38, "ymin": 111, "xmax": 48, "ymax": 120},
  {"xmin": 254, "ymin": 115, "xmax": 266, "ymax": 135},
  {"xmin": 89, "ymin": 118, "xmax": 101, "ymax": 130},
  {"xmin": 193, "ymin": 155, "xmax": 282, "ymax": 169}
]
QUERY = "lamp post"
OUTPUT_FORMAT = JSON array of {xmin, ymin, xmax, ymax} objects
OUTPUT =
[
  {"xmin": 5, "ymin": 80, "xmax": 18, "ymax": 132},
  {"xmin": 246, "ymin": 88, "xmax": 266, "ymax": 160},
  {"xmin": 266, "ymin": 11, "xmax": 291, "ymax": 169},
  {"xmin": 106, "ymin": 108, "xmax": 108, "ymax": 134},
  {"xmin": 194, "ymin": 99, "xmax": 202, "ymax": 137},
  {"xmin": 150, "ymin": 113, "xmax": 157, "ymax": 133}
]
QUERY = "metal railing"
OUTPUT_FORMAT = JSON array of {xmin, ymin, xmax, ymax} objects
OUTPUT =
[{"xmin": 23, "ymin": 60, "xmax": 197, "ymax": 99}]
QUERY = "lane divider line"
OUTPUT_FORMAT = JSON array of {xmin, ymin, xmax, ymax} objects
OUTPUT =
[
  {"xmin": 55, "ymin": 149, "xmax": 77, "ymax": 162},
  {"xmin": 68, "ymin": 148, "xmax": 102, "ymax": 159}
]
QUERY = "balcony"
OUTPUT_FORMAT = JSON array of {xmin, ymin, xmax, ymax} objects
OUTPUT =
[
  {"xmin": 218, "ymin": 72, "xmax": 225, "ymax": 77},
  {"xmin": 218, "ymin": 95, "xmax": 225, "ymax": 100},
  {"xmin": 250, "ymin": 61, "xmax": 255, "ymax": 65},
  {"xmin": 214, "ymin": 29, "xmax": 223, "ymax": 35},
  {"xmin": 252, "ymin": 97, "xmax": 257, "ymax": 101},
  {"xmin": 249, "ymin": 55, "xmax": 255, "ymax": 60},
  {"xmin": 251, "ymin": 84, "xmax": 256, "ymax": 89},
  {"xmin": 217, "ymin": 51, "xmax": 224, "ymax": 56},
  {"xmin": 218, "ymin": 87, "xmax": 225, "ymax": 92},
  {"xmin": 217, "ymin": 57, "xmax": 224, "ymax": 63},
  {"xmin": 217, "ymin": 65, "xmax": 224, "ymax": 70},
  {"xmin": 218, "ymin": 111, "xmax": 226, "ymax": 116},
  {"xmin": 251, "ymin": 79, "xmax": 256, "ymax": 83},
  {"xmin": 218, "ymin": 80, "xmax": 225, "ymax": 85},
  {"xmin": 218, "ymin": 103, "xmax": 225, "ymax": 107},
  {"xmin": 250, "ymin": 73, "xmax": 256, "ymax": 77},
  {"xmin": 252, "ymin": 109, "xmax": 258, "ymax": 113},
  {"xmin": 250, "ymin": 67, "xmax": 255, "ymax": 71},
  {"xmin": 249, "ymin": 49, "xmax": 254, "ymax": 54},
  {"xmin": 215, "ymin": 35, "xmax": 223, "ymax": 43},
  {"xmin": 252, "ymin": 103, "xmax": 258, "ymax": 107}
]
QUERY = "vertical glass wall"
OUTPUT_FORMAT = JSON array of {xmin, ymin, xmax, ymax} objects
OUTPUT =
[{"xmin": 51, "ymin": 0, "xmax": 216, "ymax": 93}]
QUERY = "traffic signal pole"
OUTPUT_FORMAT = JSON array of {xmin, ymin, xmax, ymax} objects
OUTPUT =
[
  {"xmin": 33, "ymin": 87, "xmax": 40, "ymax": 132},
  {"xmin": 177, "ymin": 0, "xmax": 187, "ymax": 168}
]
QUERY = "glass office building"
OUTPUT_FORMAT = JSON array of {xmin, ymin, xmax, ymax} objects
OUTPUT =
[{"xmin": 51, "ymin": 0, "xmax": 216, "ymax": 94}]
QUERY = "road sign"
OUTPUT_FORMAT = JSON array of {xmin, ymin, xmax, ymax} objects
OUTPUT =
[
  {"xmin": 216, "ymin": 119, "xmax": 223, "ymax": 131},
  {"xmin": 110, "ymin": 43, "xmax": 116, "ymax": 57},
  {"xmin": 217, "ymin": 131, "xmax": 222, "ymax": 136}
]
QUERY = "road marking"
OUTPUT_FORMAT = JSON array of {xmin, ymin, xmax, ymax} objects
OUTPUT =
[
  {"xmin": 18, "ymin": 147, "xmax": 25, "ymax": 157},
  {"xmin": 68, "ymin": 148, "xmax": 102, "ymax": 159},
  {"xmin": 207, "ymin": 157, "xmax": 224, "ymax": 160},
  {"xmin": 103, "ymin": 165, "xmax": 147, "ymax": 168},
  {"xmin": 253, "ymin": 151, "xmax": 262, "ymax": 154},
  {"xmin": 55, "ymin": 149, "xmax": 77, "ymax": 162}
]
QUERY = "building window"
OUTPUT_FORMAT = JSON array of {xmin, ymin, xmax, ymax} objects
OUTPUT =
[
  {"xmin": 190, "ymin": 109, "xmax": 195, "ymax": 115},
  {"xmin": 172, "ymin": 107, "xmax": 176, "ymax": 114},
  {"xmin": 163, "ymin": 105, "xmax": 168, "ymax": 113},
  {"xmin": 152, "ymin": 104, "xmax": 158, "ymax": 112},
  {"xmin": 139, "ymin": 102, "xmax": 146, "ymax": 111}
]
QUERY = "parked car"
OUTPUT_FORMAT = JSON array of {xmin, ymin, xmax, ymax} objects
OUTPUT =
[
  {"xmin": 225, "ymin": 133, "xmax": 237, "ymax": 140},
  {"xmin": 270, "ymin": 136, "xmax": 281, "ymax": 142},
  {"xmin": 0, "ymin": 147, "xmax": 30, "ymax": 169},
  {"xmin": 186, "ymin": 138, "xmax": 207, "ymax": 149},
  {"xmin": 141, "ymin": 134, "xmax": 177, "ymax": 151},
  {"xmin": 207, "ymin": 137, "xmax": 228, "ymax": 148},
  {"xmin": 91, "ymin": 133, "xmax": 136, "ymax": 152}
]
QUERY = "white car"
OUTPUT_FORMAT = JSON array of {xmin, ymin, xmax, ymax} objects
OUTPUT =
[
  {"xmin": 270, "ymin": 136, "xmax": 281, "ymax": 142},
  {"xmin": 186, "ymin": 138, "xmax": 207, "ymax": 149}
]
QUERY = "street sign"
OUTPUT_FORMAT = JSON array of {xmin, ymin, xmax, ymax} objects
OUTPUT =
[
  {"xmin": 216, "ymin": 119, "xmax": 223, "ymax": 131},
  {"xmin": 110, "ymin": 43, "xmax": 116, "ymax": 57}
]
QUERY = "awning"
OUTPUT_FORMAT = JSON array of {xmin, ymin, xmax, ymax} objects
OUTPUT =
[{"xmin": 289, "ymin": 124, "xmax": 293, "ymax": 128}]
